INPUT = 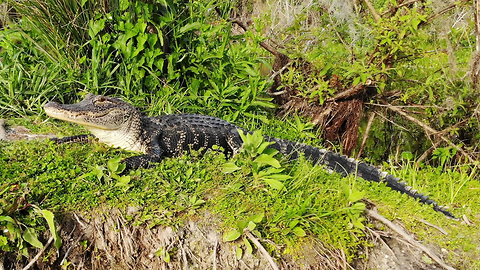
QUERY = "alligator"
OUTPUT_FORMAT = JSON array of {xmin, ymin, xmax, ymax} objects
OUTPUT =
[{"xmin": 44, "ymin": 93, "xmax": 456, "ymax": 219}]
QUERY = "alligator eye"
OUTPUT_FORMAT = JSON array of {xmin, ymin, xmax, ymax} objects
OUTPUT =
[{"xmin": 94, "ymin": 96, "xmax": 108, "ymax": 104}]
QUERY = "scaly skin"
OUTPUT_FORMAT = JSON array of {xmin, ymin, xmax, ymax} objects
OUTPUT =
[{"xmin": 44, "ymin": 94, "xmax": 457, "ymax": 219}]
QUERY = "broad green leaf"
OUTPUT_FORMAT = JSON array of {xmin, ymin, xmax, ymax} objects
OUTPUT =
[
  {"xmin": 40, "ymin": 209, "xmax": 61, "ymax": 249},
  {"xmin": 353, "ymin": 217, "xmax": 365, "ymax": 229},
  {"xmin": 115, "ymin": 176, "xmax": 131, "ymax": 187},
  {"xmin": 237, "ymin": 220, "xmax": 248, "ymax": 231},
  {"xmin": 348, "ymin": 190, "xmax": 365, "ymax": 203},
  {"xmin": 155, "ymin": 247, "xmax": 170, "ymax": 262},
  {"xmin": 254, "ymin": 154, "xmax": 281, "ymax": 168},
  {"xmin": 223, "ymin": 230, "xmax": 241, "ymax": 242},
  {"xmin": 23, "ymin": 227, "xmax": 43, "ymax": 249},
  {"xmin": 292, "ymin": 227, "xmax": 306, "ymax": 237},
  {"xmin": 179, "ymin": 22, "xmax": 203, "ymax": 34},
  {"xmin": 107, "ymin": 157, "xmax": 122, "ymax": 173},
  {"xmin": 249, "ymin": 213, "xmax": 264, "ymax": 223},
  {"xmin": 350, "ymin": 202, "xmax": 366, "ymax": 212},
  {"xmin": 236, "ymin": 245, "xmax": 243, "ymax": 260},
  {"xmin": 246, "ymin": 221, "xmax": 256, "ymax": 231},
  {"xmin": 222, "ymin": 162, "xmax": 240, "ymax": 173},
  {"xmin": 243, "ymin": 238, "xmax": 253, "ymax": 254},
  {"xmin": 263, "ymin": 178, "xmax": 285, "ymax": 190},
  {"xmin": 0, "ymin": 216, "xmax": 15, "ymax": 223},
  {"xmin": 288, "ymin": 220, "xmax": 299, "ymax": 229},
  {"xmin": 88, "ymin": 18, "xmax": 106, "ymax": 38}
]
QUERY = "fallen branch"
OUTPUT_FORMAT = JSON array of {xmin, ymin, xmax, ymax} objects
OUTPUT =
[
  {"xmin": 381, "ymin": 102, "xmax": 474, "ymax": 162},
  {"xmin": 244, "ymin": 230, "xmax": 279, "ymax": 270},
  {"xmin": 418, "ymin": 218, "xmax": 448, "ymax": 235},
  {"xmin": 22, "ymin": 226, "xmax": 61, "ymax": 270},
  {"xmin": 366, "ymin": 209, "xmax": 456, "ymax": 270},
  {"xmin": 356, "ymin": 112, "xmax": 375, "ymax": 159},
  {"xmin": 363, "ymin": 0, "xmax": 381, "ymax": 22}
]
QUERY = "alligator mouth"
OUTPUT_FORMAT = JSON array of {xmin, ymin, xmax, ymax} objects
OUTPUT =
[{"xmin": 44, "ymin": 101, "xmax": 114, "ymax": 129}]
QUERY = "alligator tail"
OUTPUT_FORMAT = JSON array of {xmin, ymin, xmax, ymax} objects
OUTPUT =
[{"xmin": 266, "ymin": 137, "xmax": 457, "ymax": 219}]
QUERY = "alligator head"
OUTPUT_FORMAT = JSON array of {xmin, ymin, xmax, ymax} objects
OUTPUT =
[{"xmin": 44, "ymin": 93, "xmax": 145, "ymax": 152}]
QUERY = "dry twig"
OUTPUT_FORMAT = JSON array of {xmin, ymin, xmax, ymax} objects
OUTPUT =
[
  {"xmin": 244, "ymin": 230, "xmax": 279, "ymax": 270},
  {"xmin": 382, "ymin": 102, "xmax": 473, "ymax": 161},
  {"xmin": 357, "ymin": 112, "xmax": 375, "ymax": 159},
  {"xmin": 366, "ymin": 209, "xmax": 456, "ymax": 270},
  {"xmin": 22, "ymin": 226, "xmax": 62, "ymax": 270}
]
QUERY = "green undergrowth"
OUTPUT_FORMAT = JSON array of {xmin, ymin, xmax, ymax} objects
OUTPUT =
[{"xmin": 1, "ymin": 118, "xmax": 479, "ymax": 267}]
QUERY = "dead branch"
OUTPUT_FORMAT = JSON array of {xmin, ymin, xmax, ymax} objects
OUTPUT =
[
  {"xmin": 418, "ymin": 218, "xmax": 448, "ymax": 235},
  {"xmin": 416, "ymin": 140, "xmax": 443, "ymax": 166},
  {"xmin": 327, "ymin": 82, "xmax": 369, "ymax": 101},
  {"xmin": 356, "ymin": 112, "xmax": 376, "ymax": 159},
  {"xmin": 380, "ymin": 0, "xmax": 423, "ymax": 17},
  {"xmin": 425, "ymin": 0, "xmax": 470, "ymax": 25},
  {"xmin": 244, "ymin": 230, "xmax": 279, "ymax": 270},
  {"xmin": 475, "ymin": 0, "xmax": 480, "ymax": 52},
  {"xmin": 366, "ymin": 209, "xmax": 456, "ymax": 270},
  {"xmin": 22, "ymin": 226, "xmax": 62, "ymax": 270},
  {"xmin": 381, "ymin": 102, "xmax": 474, "ymax": 162},
  {"xmin": 362, "ymin": 0, "xmax": 381, "ymax": 22}
]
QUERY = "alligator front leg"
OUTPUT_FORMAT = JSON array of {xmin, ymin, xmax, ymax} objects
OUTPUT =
[
  {"xmin": 122, "ymin": 141, "xmax": 164, "ymax": 171},
  {"xmin": 51, "ymin": 134, "xmax": 93, "ymax": 144},
  {"xmin": 122, "ymin": 154, "xmax": 164, "ymax": 171}
]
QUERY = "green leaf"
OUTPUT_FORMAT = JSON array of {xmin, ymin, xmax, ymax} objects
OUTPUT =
[
  {"xmin": 179, "ymin": 22, "xmax": 203, "ymax": 34},
  {"xmin": 107, "ymin": 157, "xmax": 122, "ymax": 173},
  {"xmin": 236, "ymin": 245, "xmax": 243, "ymax": 260},
  {"xmin": 40, "ymin": 209, "xmax": 61, "ymax": 249},
  {"xmin": 155, "ymin": 247, "xmax": 170, "ymax": 262},
  {"xmin": 223, "ymin": 230, "xmax": 242, "ymax": 242},
  {"xmin": 88, "ymin": 18, "xmax": 106, "ymax": 38},
  {"xmin": 0, "ymin": 216, "xmax": 15, "ymax": 223},
  {"xmin": 288, "ymin": 220, "xmax": 299, "ymax": 229},
  {"xmin": 23, "ymin": 227, "xmax": 43, "ymax": 249},
  {"xmin": 246, "ymin": 221, "xmax": 256, "ymax": 231},
  {"xmin": 254, "ymin": 154, "xmax": 281, "ymax": 168},
  {"xmin": 263, "ymin": 178, "xmax": 285, "ymax": 190},
  {"xmin": 249, "ymin": 213, "xmax": 264, "ymax": 223},
  {"xmin": 292, "ymin": 226, "xmax": 306, "ymax": 237},
  {"xmin": 222, "ymin": 162, "xmax": 240, "ymax": 173},
  {"xmin": 348, "ymin": 190, "xmax": 365, "ymax": 203},
  {"xmin": 114, "ymin": 175, "xmax": 131, "ymax": 188},
  {"xmin": 351, "ymin": 202, "xmax": 366, "ymax": 211},
  {"xmin": 243, "ymin": 238, "xmax": 253, "ymax": 254}
]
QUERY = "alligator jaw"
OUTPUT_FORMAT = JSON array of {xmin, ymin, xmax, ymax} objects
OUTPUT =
[
  {"xmin": 44, "ymin": 101, "xmax": 114, "ymax": 129},
  {"xmin": 43, "ymin": 94, "xmax": 131, "ymax": 131},
  {"xmin": 44, "ymin": 94, "xmax": 145, "ymax": 153}
]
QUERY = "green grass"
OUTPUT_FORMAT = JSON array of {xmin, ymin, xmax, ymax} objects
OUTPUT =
[{"xmin": 1, "ymin": 117, "xmax": 480, "ymax": 267}]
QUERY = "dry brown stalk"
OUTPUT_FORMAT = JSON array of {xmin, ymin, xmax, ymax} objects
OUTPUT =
[
  {"xmin": 362, "ymin": 0, "xmax": 381, "ymax": 22},
  {"xmin": 356, "ymin": 112, "xmax": 376, "ymax": 159},
  {"xmin": 366, "ymin": 209, "xmax": 456, "ymax": 270},
  {"xmin": 382, "ymin": 102, "xmax": 474, "ymax": 162},
  {"xmin": 244, "ymin": 230, "xmax": 279, "ymax": 270}
]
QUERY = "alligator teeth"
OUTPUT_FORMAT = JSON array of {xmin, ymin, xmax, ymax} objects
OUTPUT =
[{"xmin": 380, "ymin": 171, "xmax": 388, "ymax": 178}]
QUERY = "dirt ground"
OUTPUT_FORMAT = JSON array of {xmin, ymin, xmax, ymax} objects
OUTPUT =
[{"xmin": 2, "ymin": 208, "xmax": 452, "ymax": 270}]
